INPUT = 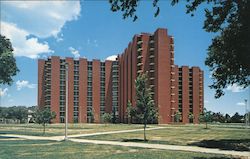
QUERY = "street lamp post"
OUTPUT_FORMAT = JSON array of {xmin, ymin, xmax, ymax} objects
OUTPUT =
[
  {"xmin": 244, "ymin": 99, "xmax": 249, "ymax": 128},
  {"xmin": 65, "ymin": 63, "xmax": 68, "ymax": 140}
]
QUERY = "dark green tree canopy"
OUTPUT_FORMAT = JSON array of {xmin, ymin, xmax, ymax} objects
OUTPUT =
[
  {"xmin": 0, "ymin": 35, "xmax": 19, "ymax": 85},
  {"xmin": 109, "ymin": 0, "xmax": 250, "ymax": 98}
]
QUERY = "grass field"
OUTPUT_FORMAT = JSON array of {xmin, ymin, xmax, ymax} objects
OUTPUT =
[
  {"xmin": 78, "ymin": 124, "xmax": 250, "ymax": 151},
  {"xmin": 0, "ymin": 123, "xmax": 144, "ymax": 136},
  {"xmin": 0, "ymin": 123, "xmax": 249, "ymax": 158},
  {"xmin": 0, "ymin": 140, "xmax": 237, "ymax": 159}
]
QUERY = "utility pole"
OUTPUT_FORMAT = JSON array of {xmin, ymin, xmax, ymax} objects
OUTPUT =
[
  {"xmin": 245, "ymin": 99, "xmax": 248, "ymax": 128},
  {"xmin": 65, "ymin": 63, "xmax": 68, "ymax": 140}
]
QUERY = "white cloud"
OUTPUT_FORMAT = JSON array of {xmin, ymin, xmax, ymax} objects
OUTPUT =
[
  {"xmin": 106, "ymin": 55, "xmax": 118, "ymax": 61},
  {"xmin": 1, "ymin": 22, "xmax": 53, "ymax": 58},
  {"xmin": 226, "ymin": 84, "xmax": 244, "ymax": 93},
  {"xmin": 236, "ymin": 102, "xmax": 246, "ymax": 106},
  {"xmin": 204, "ymin": 100, "xmax": 209, "ymax": 103},
  {"xmin": 1, "ymin": 1, "xmax": 81, "ymax": 58},
  {"xmin": 16, "ymin": 80, "xmax": 36, "ymax": 91},
  {"xmin": 2, "ymin": 1, "xmax": 81, "ymax": 38},
  {"xmin": 0, "ymin": 88, "xmax": 8, "ymax": 97},
  {"xmin": 69, "ymin": 47, "xmax": 80, "ymax": 59}
]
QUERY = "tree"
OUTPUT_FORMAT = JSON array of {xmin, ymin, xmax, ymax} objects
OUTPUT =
[
  {"xmin": 109, "ymin": 0, "xmax": 250, "ymax": 98},
  {"xmin": 231, "ymin": 112, "xmax": 244, "ymax": 123},
  {"xmin": 0, "ymin": 106, "xmax": 28, "ymax": 123},
  {"xmin": 188, "ymin": 112, "xmax": 194, "ymax": 123},
  {"xmin": 0, "ymin": 35, "xmax": 19, "ymax": 85},
  {"xmin": 126, "ymin": 100, "xmax": 136, "ymax": 124},
  {"xmin": 199, "ymin": 109, "xmax": 212, "ymax": 129},
  {"xmin": 13, "ymin": 106, "xmax": 28, "ymax": 123},
  {"xmin": 225, "ymin": 113, "xmax": 231, "ymax": 123},
  {"xmin": 174, "ymin": 111, "xmax": 182, "ymax": 123},
  {"xmin": 34, "ymin": 108, "xmax": 56, "ymax": 135},
  {"xmin": 211, "ymin": 112, "xmax": 225, "ymax": 123},
  {"xmin": 102, "ymin": 113, "xmax": 112, "ymax": 126},
  {"xmin": 135, "ymin": 73, "xmax": 157, "ymax": 141}
]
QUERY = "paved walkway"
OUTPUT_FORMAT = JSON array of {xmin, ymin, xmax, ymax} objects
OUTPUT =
[
  {"xmin": 67, "ymin": 126, "xmax": 166, "ymax": 138},
  {"xmin": 70, "ymin": 138, "xmax": 250, "ymax": 158},
  {"xmin": 0, "ymin": 126, "xmax": 166, "ymax": 141},
  {"xmin": 1, "ymin": 126, "xmax": 249, "ymax": 158}
]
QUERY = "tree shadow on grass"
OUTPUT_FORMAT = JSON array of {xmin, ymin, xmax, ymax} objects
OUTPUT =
[
  {"xmin": 122, "ymin": 138, "xmax": 149, "ymax": 142},
  {"xmin": 188, "ymin": 139, "xmax": 250, "ymax": 151},
  {"xmin": 193, "ymin": 157, "xmax": 239, "ymax": 159},
  {"xmin": 0, "ymin": 136, "xmax": 17, "ymax": 139}
]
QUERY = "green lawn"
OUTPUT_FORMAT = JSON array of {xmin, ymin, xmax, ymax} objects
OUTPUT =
[
  {"xmin": 0, "ymin": 140, "xmax": 236, "ymax": 159},
  {"xmin": 79, "ymin": 124, "xmax": 250, "ymax": 151},
  {"xmin": 0, "ymin": 123, "xmax": 144, "ymax": 136}
]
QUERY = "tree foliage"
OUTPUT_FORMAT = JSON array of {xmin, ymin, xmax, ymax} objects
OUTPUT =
[
  {"xmin": 102, "ymin": 113, "xmax": 112, "ymax": 125},
  {"xmin": 230, "ymin": 112, "xmax": 244, "ymax": 123},
  {"xmin": 126, "ymin": 100, "xmax": 136, "ymax": 124},
  {"xmin": 109, "ymin": 0, "xmax": 250, "ymax": 98},
  {"xmin": 199, "ymin": 109, "xmax": 212, "ymax": 129},
  {"xmin": 0, "ymin": 35, "xmax": 19, "ymax": 85},
  {"xmin": 0, "ymin": 106, "xmax": 28, "ymax": 123},
  {"xmin": 174, "ymin": 111, "xmax": 182, "ymax": 123},
  {"xmin": 34, "ymin": 108, "xmax": 56, "ymax": 135},
  {"xmin": 135, "ymin": 73, "xmax": 157, "ymax": 141}
]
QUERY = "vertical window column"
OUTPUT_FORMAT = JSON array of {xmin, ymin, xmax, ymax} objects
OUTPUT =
[
  {"xmin": 73, "ymin": 60, "xmax": 79, "ymax": 123},
  {"xmin": 87, "ymin": 62, "xmax": 93, "ymax": 123},
  {"xmin": 100, "ymin": 63, "xmax": 105, "ymax": 116},
  {"xmin": 112, "ymin": 61, "xmax": 119, "ymax": 122},
  {"xmin": 59, "ymin": 59, "xmax": 66, "ymax": 123}
]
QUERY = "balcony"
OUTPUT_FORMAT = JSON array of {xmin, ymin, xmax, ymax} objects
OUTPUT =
[
  {"xmin": 171, "ymin": 79, "xmax": 175, "ymax": 82},
  {"xmin": 137, "ymin": 48, "xmax": 143, "ymax": 52},
  {"xmin": 149, "ymin": 48, "xmax": 155, "ymax": 51},
  {"xmin": 149, "ymin": 55, "xmax": 154, "ymax": 58},
  {"xmin": 170, "ymin": 45, "xmax": 174, "ymax": 51},
  {"xmin": 171, "ymin": 72, "xmax": 175, "ymax": 75},
  {"xmin": 137, "ymin": 40, "xmax": 143, "ymax": 45},
  {"xmin": 171, "ymin": 93, "xmax": 175, "ymax": 96},
  {"xmin": 137, "ymin": 70, "xmax": 143, "ymax": 74},
  {"xmin": 149, "ymin": 62, "xmax": 154, "ymax": 66},
  {"xmin": 171, "ymin": 86, "xmax": 175, "ymax": 89},
  {"xmin": 150, "ymin": 77, "xmax": 155, "ymax": 80},
  {"xmin": 150, "ymin": 84, "xmax": 154, "ymax": 88},
  {"xmin": 137, "ymin": 62, "xmax": 143, "ymax": 66},
  {"xmin": 137, "ymin": 55, "xmax": 143, "ymax": 59},
  {"xmin": 149, "ymin": 69, "xmax": 155, "ymax": 73},
  {"xmin": 150, "ymin": 40, "xmax": 154, "ymax": 44}
]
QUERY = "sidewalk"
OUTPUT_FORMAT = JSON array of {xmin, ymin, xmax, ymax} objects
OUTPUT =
[{"xmin": 70, "ymin": 138, "xmax": 250, "ymax": 158}]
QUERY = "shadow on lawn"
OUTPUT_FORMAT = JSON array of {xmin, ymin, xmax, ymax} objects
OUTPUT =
[
  {"xmin": 122, "ymin": 139, "xmax": 149, "ymax": 142},
  {"xmin": 188, "ymin": 139, "xmax": 250, "ymax": 151},
  {"xmin": 193, "ymin": 157, "xmax": 239, "ymax": 159},
  {"xmin": 0, "ymin": 136, "xmax": 17, "ymax": 139}
]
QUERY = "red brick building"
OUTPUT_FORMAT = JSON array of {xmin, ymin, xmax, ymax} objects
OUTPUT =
[{"xmin": 38, "ymin": 28, "xmax": 203, "ymax": 124}]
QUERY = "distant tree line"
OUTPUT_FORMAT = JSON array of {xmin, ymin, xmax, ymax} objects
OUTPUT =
[
  {"xmin": 198, "ymin": 108, "xmax": 249, "ymax": 125},
  {"xmin": 0, "ymin": 106, "xmax": 36, "ymax": 123}
]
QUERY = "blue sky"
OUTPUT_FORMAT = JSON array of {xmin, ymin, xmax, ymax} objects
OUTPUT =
[{"xmin": 0, "ymin": 1, "xmax": 249, "ymax": 115}]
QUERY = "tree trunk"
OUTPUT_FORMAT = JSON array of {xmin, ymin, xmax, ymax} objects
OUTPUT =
[
  {"xmin": 143, "ymin": 123, "xmax": 146, "ymax": 141},
  {"xmin": 205, "ymin": 122, "xmax": 208, "ymax": 129}
]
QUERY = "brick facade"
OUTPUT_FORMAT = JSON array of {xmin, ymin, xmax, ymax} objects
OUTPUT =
[{"xmin": 38, "ymin": 28, "xmax": 204, "ymax": 124}]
